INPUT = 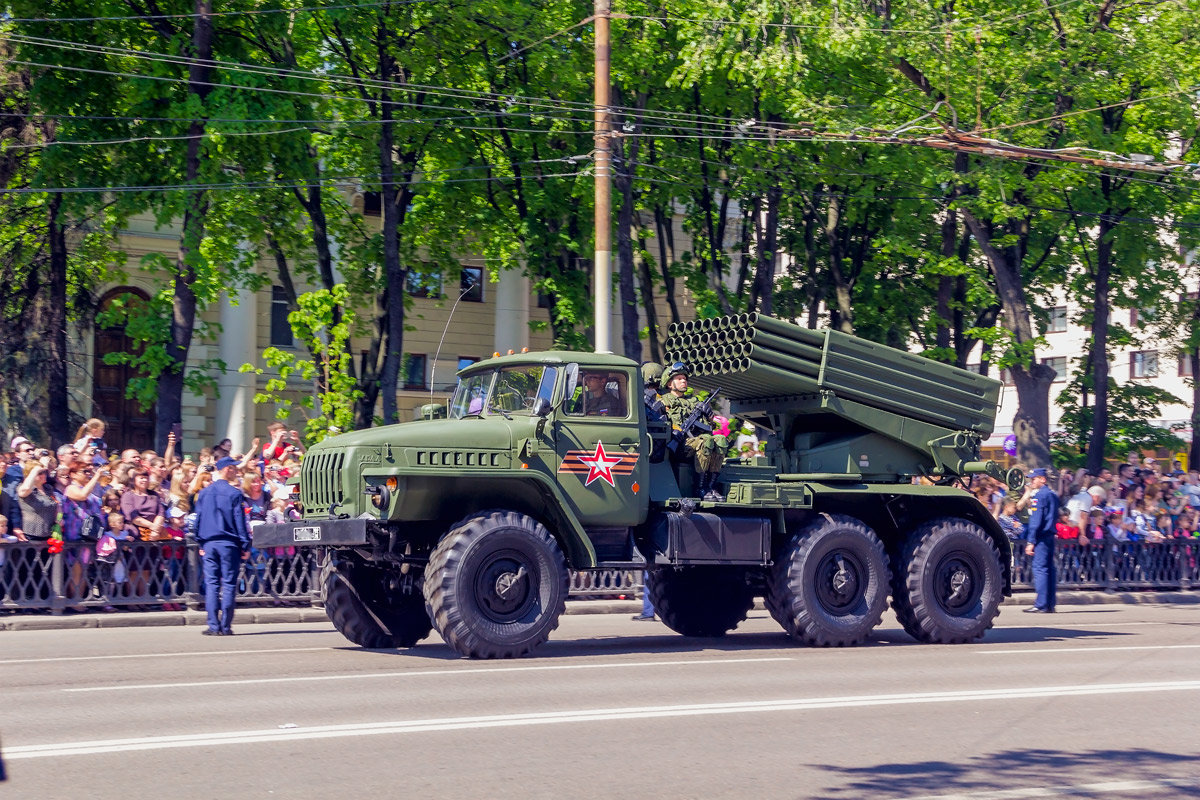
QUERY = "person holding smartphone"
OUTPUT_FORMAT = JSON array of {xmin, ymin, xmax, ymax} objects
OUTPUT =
[{"xmin": 15, "ymin": 459, "xmax": 60, "ymax": 542}]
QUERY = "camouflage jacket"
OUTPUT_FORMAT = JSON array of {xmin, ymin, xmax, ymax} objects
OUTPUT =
[{"xmin": 661, "ymin": 392, "xmax": 709, "ymax": 431}]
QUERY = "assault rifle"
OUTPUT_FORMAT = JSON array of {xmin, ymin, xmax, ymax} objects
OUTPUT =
[{"xmin": 667, "ymin": 387, "xmax": 721, "ymax": 454}]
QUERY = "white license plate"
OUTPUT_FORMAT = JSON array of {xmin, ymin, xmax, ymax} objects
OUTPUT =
[{"xmin": 293, "ymin": 527, "xmax": 321, "ymax": 542}]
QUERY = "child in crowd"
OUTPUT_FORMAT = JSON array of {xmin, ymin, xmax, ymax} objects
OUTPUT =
[
  {"xmin": 1174, "ymin": 511, "xmax": 1198, "ymax": 539},
  {"xmin": 1084, "ymin": 509, "xmax": 1106, "ymax": 542},
  {"xmin": 1108, "ymin": 510, "xmax": 1130, "ymax": 541},
  {"xmin": 265, "ymin": 497, "xmax": 291, "ymax": 525},
  {"xmin": 996, "ymin": 499, "xmax": 1024, "ymax": 542},
  {"xmin": 107, "ymin": 511, "xmax": 136, "ymax": 541},
  {"xmin": 1147, "ymin": 513, "xmax": 1171, "ymax": 543},
  {"xmin": 1055, "ymin": 508, "xmax": 1078, "ymax": 539}
]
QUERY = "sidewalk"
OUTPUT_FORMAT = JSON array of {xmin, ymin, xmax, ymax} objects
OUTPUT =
[{"xmin": 2, "ymin": 591, "xmax": 1197, "ymax": 632}]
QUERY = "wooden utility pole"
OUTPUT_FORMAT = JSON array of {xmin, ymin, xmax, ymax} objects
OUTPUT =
[{"xmin": 593, "ymin": 0, "xmax": 612, "ymax": 353}]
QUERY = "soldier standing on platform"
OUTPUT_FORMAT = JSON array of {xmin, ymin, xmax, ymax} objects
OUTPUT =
[
  {"xmin": 660, "ymin": 362, "xmax": 728, "ymax": 501},
  {"xmin": 1022, "ymin": 467, "xmax": 1059, "ymax": 614}
]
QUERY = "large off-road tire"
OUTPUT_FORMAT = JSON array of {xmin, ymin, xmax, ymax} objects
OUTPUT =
[
  {"xmin": 767, "ymin": 513, "xmax": 890, "ymax": 647},
  {"xmin": 647, "ymin": 566, "xmax": 755, "ymax": 637},
  {"xmin": 424, "ymin": 510, "xmax": 569, "ymax": 659},
  {"xmin": 322, "ymin": 559, "xmax": 433, "ymax": 649},
  {"xmin": 892, "ymin": 517, "xmax": 1003, "ymax": 644}
]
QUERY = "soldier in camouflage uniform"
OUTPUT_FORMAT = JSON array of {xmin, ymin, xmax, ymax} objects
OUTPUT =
[{"xmin": 660, "ymin": 362, "xmax": 727, "ymax": 501}]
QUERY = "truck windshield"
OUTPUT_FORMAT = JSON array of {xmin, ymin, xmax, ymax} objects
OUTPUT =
[{"xmin": 449, "ymin": 365, "xmax": 558, "ymax": 419}]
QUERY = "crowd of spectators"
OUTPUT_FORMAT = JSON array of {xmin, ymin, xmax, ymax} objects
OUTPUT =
[
  {"xmin": 0, "ymin": 419, "xmax": 306, "ymax": 612},
  {"xmin": 966, "ymin": 454, "xmax": 1200, "ymax": 546}
]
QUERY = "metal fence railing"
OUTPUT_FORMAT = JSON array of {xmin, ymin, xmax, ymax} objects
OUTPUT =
[
  {"xmin": 1011, "ymin": 539, "xmax": 1200, "ymax": 591},
  {"xmin": 1, "ymin": 539, "xmax": 1195, "ymax": 615},
  {"xmin": 0, "ymin": 541, "xmax": 645, "ymax": 613}
]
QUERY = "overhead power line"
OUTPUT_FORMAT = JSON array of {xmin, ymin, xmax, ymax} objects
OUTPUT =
[{"xmin": 1, "ymin": 0, "xmax": 438, "ymax": 24}]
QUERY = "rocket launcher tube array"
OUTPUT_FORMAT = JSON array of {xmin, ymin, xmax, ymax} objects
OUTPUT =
[{"xmin": 663, "ymin": 313, "xmax": 1001, "ymax": 435}]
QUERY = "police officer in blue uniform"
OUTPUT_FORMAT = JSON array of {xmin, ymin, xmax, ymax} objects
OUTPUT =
[
  {"xmin": 1022, "ymin": 467, "xmax": 1059, "ymax": 613},
  {"xmin": 195, "ymin": 456, "xmax": 251, "ymax": 635}
]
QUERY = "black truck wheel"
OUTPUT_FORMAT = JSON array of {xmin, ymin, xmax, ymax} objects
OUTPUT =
[
  {"xmin": 892, "ymin": 517, "xmax": 1002, "ymax": 644},
  {"xmin": 767, "ymin": 513, "xmax": 890, "ymax": 647},
  {"xmin": 647, "ymin": 566, "xmax": 755, "ymax": 637},
  {"xmin": 322, "ymin": 559, "xmax": 433, "ymax": 648},
  {"xmin": 424, "ymin": 510, "xmax": 569, "ymax": 659}
]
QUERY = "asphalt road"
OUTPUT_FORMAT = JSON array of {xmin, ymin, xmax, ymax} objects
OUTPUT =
[{"xmin": 3, "ymin": 604, "xmax": 1200, "ymax": 800}]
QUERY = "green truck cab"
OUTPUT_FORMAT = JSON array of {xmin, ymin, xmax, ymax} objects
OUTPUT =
[{"xmin": 252, "ymin": 314, "xmax": 1021, "ymax": 659}]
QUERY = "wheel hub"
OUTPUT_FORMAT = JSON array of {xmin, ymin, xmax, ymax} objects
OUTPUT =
[
  {"xmin": 937, "ymin": 555, "xmax": 981, "ymax": 615},
  {"xmin": 476, "ymin": 553, "xmax": 535, "ymax": 622},
  {"xmin": 816, "ymin": 551, "xmax": 863, "ymax": 614}
]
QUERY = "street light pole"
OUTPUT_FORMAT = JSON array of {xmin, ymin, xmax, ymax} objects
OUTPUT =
[{"xmin": 593, "ymin": 0, "xmax": 612, "ymax": 353}]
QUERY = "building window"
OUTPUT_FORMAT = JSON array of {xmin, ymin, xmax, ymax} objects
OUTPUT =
[
  {"xmin": 362, "ymin": 192, "xmax": 381, "ymax": 217},
  {"xmin": 404, "ymin": 354, "xmax": 428, "ymax": 390},
  {"xmin": 1043, "ymin": 356, "xmax": 1067, "ymax": 382},
  {"xmin": 1131, "ymin": 350, "xmax": 1158, "ymax": 379},
  {"xmin": 1180, "ymin": 354, "xmax": 1195, "ymax": 378},
  {"xmin": 460, "ymin": 266, "xmax": 484, "ymax": 302},
  {"xmin": 1131, "ymin": 305, "xmax": 1157, "ymax": 327},
  {"xmin": 406, "ymin": 267, "xmax": 442, "ymax": 299},
  {"xmin": 270, "ymin": 287, "xmax": 294, "ymax": 347},
  {"xmin": 1047, "ymin": 306, "xmax": 1067, "ymax": 333}
]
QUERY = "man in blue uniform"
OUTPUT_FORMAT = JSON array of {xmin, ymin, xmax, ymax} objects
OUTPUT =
[
  {"xmin": 1023, "ymin": 467, "xmax": 1059, "ymax": 613},
  {"xmin": 195, "ymin": 456, "xmax": 251, "ymax": 635}
]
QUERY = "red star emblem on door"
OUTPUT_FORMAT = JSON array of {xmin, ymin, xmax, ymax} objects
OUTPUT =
[{"xmin": 576, "ymin": 440, "xmax": 624, "ymax": 487}]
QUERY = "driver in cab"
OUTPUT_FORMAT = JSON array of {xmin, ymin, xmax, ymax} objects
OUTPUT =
[{"xmin": 581, "ymin": 372, "xmax": 623, "ymax": 417}]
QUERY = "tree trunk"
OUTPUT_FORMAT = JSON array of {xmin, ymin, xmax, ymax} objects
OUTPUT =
[
  {"xmin": 1085, "ymin": 216, "xmax": 1113, "ymax": 473},
  {"xmin": 46, "ymin": 193, "xmax": 70, "ymax": 446},
  {"xmin": 652, "ymin": 203, "xmax": 680, "ymax": 325},
  {"xmin": 613, "ymin": 90, "xmax": 645, "ymax": 362},
  {"xmin": 376, "ymin": 46, "xmax": 405, "ymax": 426},
  {"xmin": 748, "ymin": 184, "xmax": 781, "ymax": 316},
  {"xmin": 636, "ymin": 237, "xmax": 661, "ymax": 363},
  {"xmin": 823, "ymin": 196, "xmax": 854, "ymax": 334},
  {"xmin": 156, "ymin": 0, "xmax": 213, "ymax": 452},
  {"xmin": 961, "ymin": 209, "xmax": 1053, "ymax": 467}
]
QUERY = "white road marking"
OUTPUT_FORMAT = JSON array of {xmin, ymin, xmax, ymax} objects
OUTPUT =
[
  {"xmin": 18, "ymin": 679, "xmax": 1200, "ymax": 759},
  {"xmin": 903, "ymin": 777, "xmax": 1200, "ymax": 799},
  {"xmin": 983, "ymin": 644, "xmax": 1200, "ymax": 655},
  {"xmin": 0, "ymin": 647, "xmax": 331, "ymax": 665},
  {"xmin": 63, "ymin": 656, "xmax": 794, "ymax": 693}
]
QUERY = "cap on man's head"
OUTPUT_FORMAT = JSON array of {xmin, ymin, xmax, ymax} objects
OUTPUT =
[
  {"xmin": 215, "ymin": 456, "xmax": 239, "ymax": 471},
  {"xmin": 1028, "ymin": 467, "xmax": 1049, "ymax": 478},
  {"xmin": 9, "ymin": 436, "xmax": 29, "ymax": 451}
]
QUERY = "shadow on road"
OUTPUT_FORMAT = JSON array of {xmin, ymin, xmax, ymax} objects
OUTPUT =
[
  {"xmin": 809, "ymin": 748, "xmax": 1200, "ymax": 799},
  {"xmin": 334, "ymin": 609, "xmax": 1138, "ymax": 660}
]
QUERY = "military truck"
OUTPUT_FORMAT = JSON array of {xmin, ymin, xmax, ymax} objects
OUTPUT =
[{"xmin": 252, "ymin": 313, "xmax": 1021, "ymax": 659}]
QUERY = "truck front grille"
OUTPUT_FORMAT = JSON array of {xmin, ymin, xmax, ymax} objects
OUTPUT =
[{"xmin": 301, "ymin": 450, "xmax": 345, "ymax": 513}]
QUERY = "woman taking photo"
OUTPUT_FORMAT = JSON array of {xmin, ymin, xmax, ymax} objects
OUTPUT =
[{"xmin": 62, "ymin": 463, "xmax": 108, "ymax": 609}]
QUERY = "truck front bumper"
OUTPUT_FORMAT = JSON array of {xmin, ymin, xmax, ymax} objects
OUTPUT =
[{"xmin": 251, "ymin": 518, "xmax": 380, "ymax": 548}]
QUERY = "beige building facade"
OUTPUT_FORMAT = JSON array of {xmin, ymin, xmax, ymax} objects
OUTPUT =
[{"xmin": 73, "ymin": 211, "xmax": 698, "ymax": 455}]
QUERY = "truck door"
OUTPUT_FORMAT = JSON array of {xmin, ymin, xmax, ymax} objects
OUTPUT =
[{"xmin": 554, "ymin": 367, "xmax": 648, "ymax": 526}]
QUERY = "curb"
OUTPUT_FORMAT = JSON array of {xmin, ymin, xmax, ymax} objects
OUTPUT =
[{"xmin": 1, "ymin": 591, "xmax": 1196, "ymax": 632}]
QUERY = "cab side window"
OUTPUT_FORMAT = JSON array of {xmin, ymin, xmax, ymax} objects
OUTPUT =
[{"xmin": 567, "ymin": 371, "xmax": 628, "ymax": 418}]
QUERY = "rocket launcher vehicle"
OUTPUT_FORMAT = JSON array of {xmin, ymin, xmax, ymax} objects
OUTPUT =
[{"xmin": 663, "ymin": 314, "xmax": 1022, "ymax": 489}]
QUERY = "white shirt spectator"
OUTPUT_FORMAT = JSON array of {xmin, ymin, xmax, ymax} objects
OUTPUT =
[{"xmin": 1066, "ymin": 489, "xmax": 1093, "ymax": 527}]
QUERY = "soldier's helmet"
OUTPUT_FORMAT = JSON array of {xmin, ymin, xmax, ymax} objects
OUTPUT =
[
  {"xmin": 661, "ymin": 361, "xmax": 689, "ymax": 389},
  {"xmin": 641, "ymin": 361, "xmax": 664, "ymax": 387}
]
